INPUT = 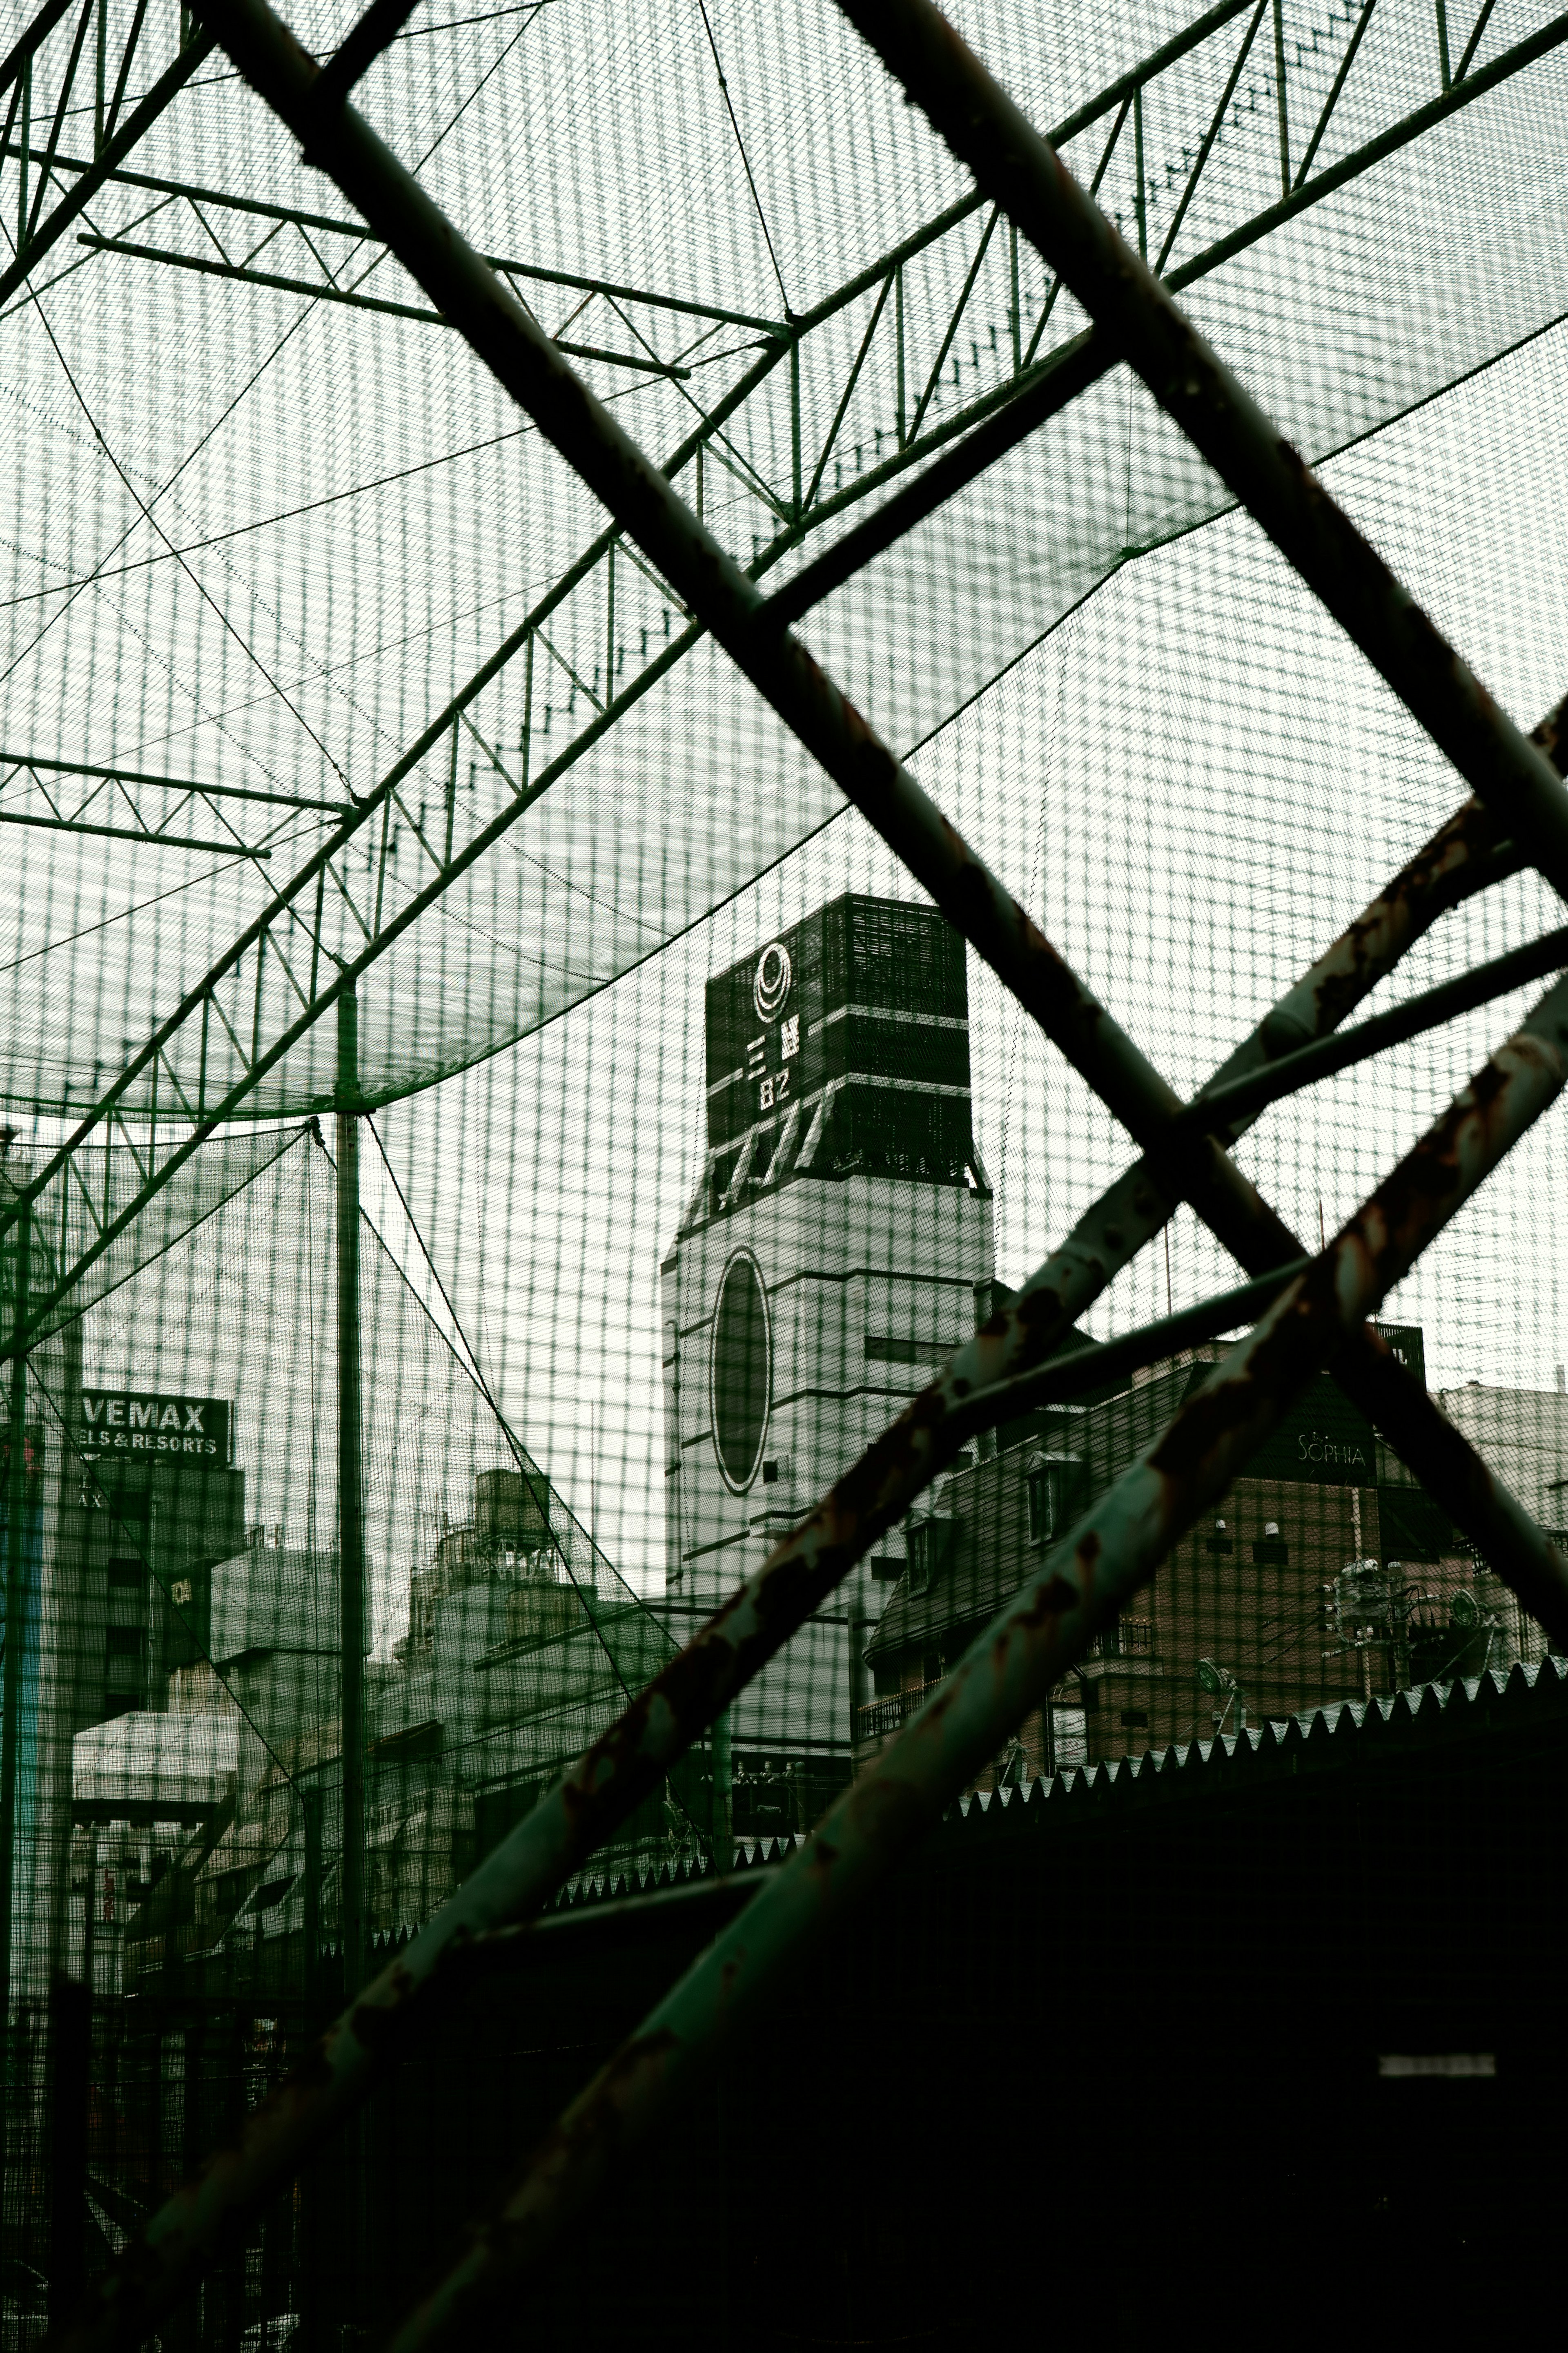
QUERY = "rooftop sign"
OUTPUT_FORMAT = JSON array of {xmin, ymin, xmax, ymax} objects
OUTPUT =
[{"xmin": 78, "ymin": 1388, "xmax": 231, "ymax": 1468}]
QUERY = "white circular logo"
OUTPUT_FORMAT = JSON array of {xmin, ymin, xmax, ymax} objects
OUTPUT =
[{"xmin": 753, "ymin": 941, "xmax": 791, "ymax": 1023}]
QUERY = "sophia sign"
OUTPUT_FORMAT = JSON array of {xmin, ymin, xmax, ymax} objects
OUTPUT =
[{"xmin": 78, "ymin": 1388, "xmax": 231, "ymax": 1467}]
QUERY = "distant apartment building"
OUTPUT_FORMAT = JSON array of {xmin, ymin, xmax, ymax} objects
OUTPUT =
[{"xmin": 862, "ymin": 1323, "xmax": 1537, "ymax": 1784}]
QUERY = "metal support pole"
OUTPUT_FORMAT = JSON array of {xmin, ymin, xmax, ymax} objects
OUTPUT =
[
  {"xmin": 56, "ymin": 7, "xmax": 1568, "ymax": 2333},
  {"xmin": 47, "ymin": 1972, "xmax": 90, "ymax": 2329},
  {"xmin": 0, "ymin": 1198, "xmax": 31, "ymax": 2039},
  {"xmin": 710, "ymin": 1713, "xmax": 732, "ymax": 1874},
  {"xmin": 301, "ymin": 1780, "xmax": 322, "ymax": 2004},
  {"xmin": 336, "ymin": 991, "xmax": 365, "ymax": 2001}
]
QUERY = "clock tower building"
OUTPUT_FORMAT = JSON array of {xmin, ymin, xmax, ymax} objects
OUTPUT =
[{"xmin": 659, "ymin": 894, "xmax": 994, "ymax": 1779}]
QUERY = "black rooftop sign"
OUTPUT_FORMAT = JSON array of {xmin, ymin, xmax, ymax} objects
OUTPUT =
[
  {"xmin": 704, "ymin": 894, "xmax": 968, "ymax": 1154},
  {"xmin": 78, "ymin": 1388, "xmax": 231, "ymax": 1468}
]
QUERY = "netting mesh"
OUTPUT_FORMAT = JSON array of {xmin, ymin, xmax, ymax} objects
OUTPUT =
[{"xmin": 1, "ymin": 0, "xmax": 1566, "ymax": 2342}]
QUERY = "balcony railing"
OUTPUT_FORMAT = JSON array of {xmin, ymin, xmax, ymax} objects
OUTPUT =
[
  {"xmin": 1091, "ymin": 1617, "xmax": 1155, "ymax": 1659},
  {"xmin": 857, "ymin": 1679, "xmax": 943, "ymax": 1744}
]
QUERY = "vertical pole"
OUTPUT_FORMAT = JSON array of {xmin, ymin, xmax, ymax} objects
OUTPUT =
[
  {"xmin": 604, "ymin": 541, "xmax": 616, "ymax": 711},
  {"xmin": 17, "ymin": 62, "xmax": 31, "ymax": 252},
  {"xmin": 1133, "ymin": 87, "xmax": 1147, "ymax": 260},
  {"xmin": 519, "ymin": 631, "xmax": 534, "ymax": 798},
  {"xmin": 1273, "ymin": 0, "xmax": 1292, "ymax": 195},
  {"xmin": 46, "ymin": 1972, "xmax": 89, "ymax": 2329},
  {"xmin": 1436, "ymin": 0, "xmax": 1452, "ymax": 86},
  {"xmin": 443, "ymin": 718, "xmax": 459, "ymax": 869},
  {"xmin": 336, "ymin": 994, "xmax": 364, "ymax": 2002},
  {"xmin": 710, "ymin": 1710, "xmax": 732, "ymax": 1875},
  {"xmin": 80, "ymin": 1827, "xmax": 96, "ymax": 1998},
  {"xmin": 1009, "ymin": 220, "xmax": 1020, "ymax": 374},
  {"xmin": 894, "ymin": 264, "xmax": 905, "ymax": 447},
  {"xmin": 301, "ymin": 1782, "xmax": 322, "ymax": 2003},
  {"xmin": 0, "ymin": 1200, "xmax": 29, "ymax": 2255},
  {"xmin": 0, "ymin": 1200, "xmax": 32, "ymax": 2055},
  {"xmin": 789, "ymin": 340, "xmax": 802, "ymax": 517}
]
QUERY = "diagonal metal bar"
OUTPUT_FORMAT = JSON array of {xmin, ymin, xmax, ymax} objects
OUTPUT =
[
  {"xmin": 905, "ymin": 203, "xmax": 996, "ymax": 443},
  {"xmin": 836, "ymin": 0, "xmax": 1568, "ymax": 902},
  {"xmin": 1455, "ymin": 0, "xmax": 1498, "ymax": 79},
  {"xmin": 1156, "ymin": 0, "xmax": 1269, "ymax": 270},
  {"xmin": 801, "ymin": 266, "xmax": 892, "ymax": 513},
  {"xmin": 0, "ymin": 1, "xmax": 72, "ymax": 100},
  {"xmin": 1183, "ymin": 920, "xmax": 1568, "ymax": 1132},
  {"xmin": 1293, "ymin": 0, "xmax": 1377, "ymax": 188},
  {"xmin": 101, "ymin": 0, "xmax": 149, "ymax": 149},
  {"xmin": 0, "ymin": 25, "xmax": 214, "ymax": 308},
  {"xmin": 22, "ymin": 0, "xmax": 92, "ymax": 246},
  {"xmin": 383, "ymin": 970, "xmax": 1568, "ymax": 2350},
  {"xmin": 51, "ymin": 7, "xmax": 1568, "ymax": 2340}
]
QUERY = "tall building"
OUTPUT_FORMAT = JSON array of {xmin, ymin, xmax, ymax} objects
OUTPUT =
[{"xmin": 660, "ymin": 894, "xmax": 994, "ymax": 1791}]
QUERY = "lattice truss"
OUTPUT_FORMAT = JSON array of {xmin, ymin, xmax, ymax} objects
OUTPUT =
[{"xmin": 2, "ymin": 0, "xmax": 1567, "ymax": 2344}]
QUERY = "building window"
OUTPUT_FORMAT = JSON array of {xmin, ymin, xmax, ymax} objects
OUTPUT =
[
  {"xmin": 1205, "ymin": 1517, "xmax": 1234, "ymax": 1555},
  {"xmin": 906, "ymin": 1517, "xmax": 956, "ymax": 1592},
  {"xmin": 1026, "ymin": 1454, "xmax": 1080, "ymax": 1546},
  {"xmin": 1252, "ymin": 1519, "xmax": 1289, "ymax": 1564}
]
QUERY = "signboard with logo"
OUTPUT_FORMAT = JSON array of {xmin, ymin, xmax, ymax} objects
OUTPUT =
[
  {"xmin": 704, "ymin": 895, "xmax": 969, "ymax": 1155},
  {"xmin": 78, "ymin": 1389, "xmax": 231, "ymax": 1468}
]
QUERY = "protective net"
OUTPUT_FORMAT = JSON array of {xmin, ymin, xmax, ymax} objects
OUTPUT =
[{"xmin": 1, "ymin": 0, "xmax": 1566, "ymax": 2344}]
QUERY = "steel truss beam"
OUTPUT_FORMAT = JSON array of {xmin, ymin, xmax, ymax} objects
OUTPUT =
[
  {"xmin": 0, "ymin": 2, "xmax": 213, "ymax": 312},
  {"xmin": 51, "ymin": 2, "xmax": 1568, "ymax": 2343},
  {"xmin": 0, "ymin": 746, "xmax": 350, "ymax": 812},
  {"xmin": 0, "ymin": 2, "xmax": 1550, "ymax": 1188},
  {"xmin": 13, "ymin": 151, "xmax": 788, "ymax": 331},
  {"xmin": 0, "ymin": 743, "xmax": 348, "ymax": 857},
  {"xmin": 5, "ymin": 0, "xmax": 1562, "ymax": 1267},
  {"xmin": 74, "ymin": 232, "xmax": 700, "ymax": 373},
  {"xmin": 0, "ymin": 12, "xmax": 1277, "ymax": 1242}
]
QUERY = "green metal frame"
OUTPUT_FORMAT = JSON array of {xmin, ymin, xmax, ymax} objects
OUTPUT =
[
  {"xmin": 1, "ymin": 0, "xmax": 1562, "ymax": 2341},
  {"xmin": 45, "ymin": 2, "xmax": 1568, "ymax": 2343}
]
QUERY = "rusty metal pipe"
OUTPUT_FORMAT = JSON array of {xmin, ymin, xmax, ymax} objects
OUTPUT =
[
  {"xmin": 1184, "ymin": 921, "xmax": 1568, "ymax": 1134},
  {"xmin": 382, "ymin": 971, "xmax": 1568, "ymax": 2351},
  {"xmin": 835, "ymin": 0, "xmax": 1568, "ymax": 904},
  {"xmin": 54, "ymin": 9, "xmax": 1567, "ymax": 2340}
]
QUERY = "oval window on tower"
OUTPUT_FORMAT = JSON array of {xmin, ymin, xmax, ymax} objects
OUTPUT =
[{"xmin": 710, "ymin": 1249, "xmax": 771, "ymax": 1492}]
